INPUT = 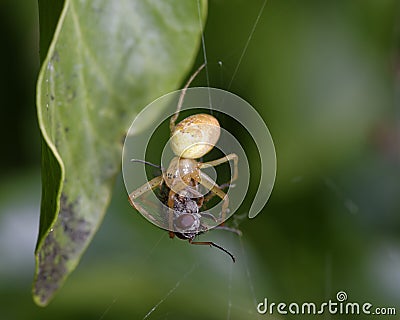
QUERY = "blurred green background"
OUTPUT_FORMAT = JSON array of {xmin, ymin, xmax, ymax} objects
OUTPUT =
[{"xmin": 1, "ymin": 0, "xmax": 400, "ymax": 319}]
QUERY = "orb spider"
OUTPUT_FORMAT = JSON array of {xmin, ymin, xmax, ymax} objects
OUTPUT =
[{"xmin": 128, "ymin": 64, "xmax": 239, "ymax": 262}]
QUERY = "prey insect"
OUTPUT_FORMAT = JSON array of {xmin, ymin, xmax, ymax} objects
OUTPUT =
[{"xmin": 128, "ymin": 64, "xmax": 239, "ymax": 262}]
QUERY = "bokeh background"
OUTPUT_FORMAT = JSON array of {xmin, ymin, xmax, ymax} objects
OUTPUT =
[{"xmin": 1, "ymin": 0, "xmax": 399, "ymax": 319}]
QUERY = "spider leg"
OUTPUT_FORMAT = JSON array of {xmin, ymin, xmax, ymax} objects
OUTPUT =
[
  {"xmin": 192, "ymin": 171, "xmax": 229, "ymax": 223},
  {"xmin": 197, "ymin": 153, "xmax": 238, "ymax": 222},
  {"xmin": 199, "ymin": 153, "xmax": 238, "ymax": 183},
  {"xmin": 201, "ymin": 181, "xmax": 237, "ymax": 229},
  {"xmin": 170, "ymin": 63, "xmax": 206, "ymax": 133},
  {"xmin": 189, "ymin": 238, "xmax": 235, "ymax": 262},
  {"xmin": 202, "ymin": 181, "xmax": 232, "ymax": 205},
  {"xmin": 128, "ymin": 175, "xmax": 163, "ymax": 207},
  {"xmin": 128, "ymin": 175, "xmax": 165, "ymax": 226}
]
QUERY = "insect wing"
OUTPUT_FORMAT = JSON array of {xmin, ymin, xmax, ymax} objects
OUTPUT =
[{"xmin": 130, "ymin": 184, "xmax": 171, "ymax": 230}]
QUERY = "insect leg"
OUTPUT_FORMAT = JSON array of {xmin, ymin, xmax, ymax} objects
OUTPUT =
[
  {"xmin": 167, "ymin": 189, "xmax": 176, "ymax": 232},
  {"xmin": 189, "ymin": 238, "xmax": 235, "ymax": 262},
  {"xmin": 214, "ymin": 225, "xmax": 242, "ymax": 236}
]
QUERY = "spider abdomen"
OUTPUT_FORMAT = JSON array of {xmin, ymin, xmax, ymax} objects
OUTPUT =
[{"xmin": 170, "ymin": 113, "xmax": 220, "ymax": 159}]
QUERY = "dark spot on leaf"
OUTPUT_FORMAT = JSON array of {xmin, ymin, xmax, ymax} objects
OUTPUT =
[
  {"xmin": 65, "ymin": 127, "xmax": 69, "ymax": 133},
  {"xmin": 66, "ymin": 86, "xmax": 77, "ymax": 102},
  {"xmin": 59, "ymin": 194, "xmax": 91, "ymax": 242},
  {"xmin": 33, "ymin": 231, "xmax": 67, "ymax": 305},
  {"xmin": 51, "ymin": 50, "xmax": 60, "ymax": 62},
  {"xmin": 33, "ymin": 194, "xmax": 91, "ymax": 305}
]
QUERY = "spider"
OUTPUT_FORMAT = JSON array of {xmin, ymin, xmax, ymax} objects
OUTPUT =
[{"xmin": 128, "ymin": 64, "xmax": 239, "ymax": 262}]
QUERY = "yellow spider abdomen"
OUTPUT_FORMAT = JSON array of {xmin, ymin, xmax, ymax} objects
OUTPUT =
[{"xmin": 170, "ymin": 113, "xmax": 220, "ymax": 159}]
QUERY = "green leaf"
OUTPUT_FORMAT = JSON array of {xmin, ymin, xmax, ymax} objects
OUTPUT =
[{"xmin": 33, "ymin": 0, "xmax": 207, "ymax": 306}]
